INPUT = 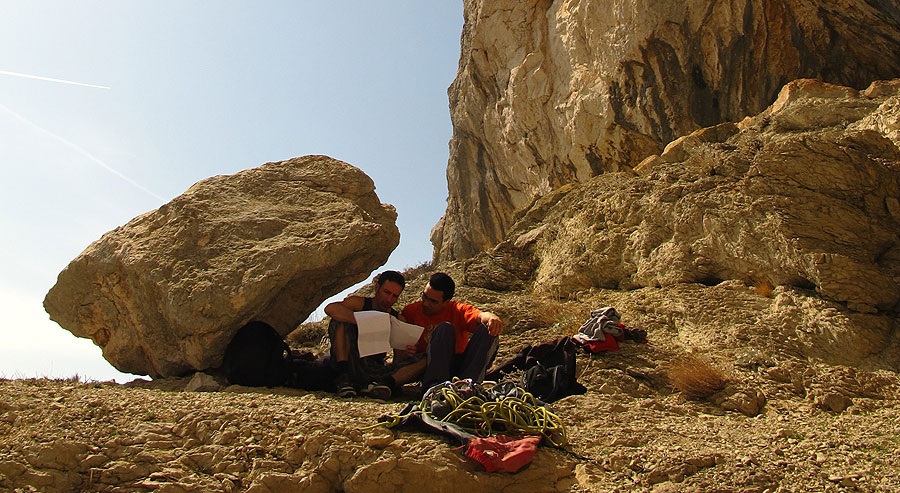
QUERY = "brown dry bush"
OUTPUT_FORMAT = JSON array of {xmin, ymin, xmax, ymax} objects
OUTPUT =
[
  {"xmin": 401, "ymin": 260, "xmax": 435, "ymax": 282},
  {"xmin": 752, "ymin": 277, "xmax": 774, "ymax": 298},
  {"xmin": 528, "ymin": 298, "xmax": 586, "ymax": 334},
  {"xmin": 286, "ymin": 320, "xmax": 329, "ymax": 352},
  {"xmin": 667, "ymin": 355, "xmax": 727, "ymax": 399}
]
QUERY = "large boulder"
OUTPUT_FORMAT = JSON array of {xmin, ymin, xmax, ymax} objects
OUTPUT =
[
  {"xmin": 465, "ymin": 79, "xmax": 900, "ymax": 314},
  {"xmin": 433, "ymin": 0, "xmax": 900, "ymax": 261},
  {"xmin": 44, "ymin": 155, "xmax": 400, "ymax": 378}
]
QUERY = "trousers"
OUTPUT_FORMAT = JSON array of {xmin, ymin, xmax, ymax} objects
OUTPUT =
[{"xmin": 422, "ymin": 322, "xmax": 499, "ymax": 390}]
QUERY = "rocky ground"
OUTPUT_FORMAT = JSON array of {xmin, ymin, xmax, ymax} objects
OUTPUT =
[{"xmin": 3, "ymin": 273, "xmax": 900, "ymax": 492}]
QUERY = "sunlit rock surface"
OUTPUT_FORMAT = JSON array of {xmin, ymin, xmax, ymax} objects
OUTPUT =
[
  {"xmin": 434, "ymin": 0, "xmax": 900, "ymax": 261},
  {"xmin": 465, "ymin": 79, "xmax": 900, "ymax": 315},
  {"xmin": 44, "ymin": 155, "xmax": 399, "ymax": 378}
]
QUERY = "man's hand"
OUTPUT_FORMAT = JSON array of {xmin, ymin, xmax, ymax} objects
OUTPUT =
[
  {"xmin": 481, "ymin": 312, "xmax": 503, "ymax": 336},
  {"xmin": 394, "ymin": 345, "xmax": 418, "ymax": 361}
]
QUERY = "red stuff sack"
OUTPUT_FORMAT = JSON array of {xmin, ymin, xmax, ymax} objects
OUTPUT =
[{"xmin": 465, "ymin": 435, "xmax": 541, "ymax": 473}]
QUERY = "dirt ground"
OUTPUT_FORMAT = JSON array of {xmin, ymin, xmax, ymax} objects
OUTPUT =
[{"xmin": 2, "ymin": 281, "xmax": 899, "ymax": 492}]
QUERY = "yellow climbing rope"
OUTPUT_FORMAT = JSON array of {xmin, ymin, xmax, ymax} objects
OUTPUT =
[{"xmin": 373, "ymin": 379, "xmax": 568, "ymax": 448}]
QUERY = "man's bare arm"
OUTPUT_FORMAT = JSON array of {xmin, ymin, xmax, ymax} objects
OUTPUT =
[
  {"xmin": 324, "ymin": 295, "xmax": 366, "ymax": 324},
  {"xmin": 479, "ymin": 311, "xmax": 504, "ymax": 336}
]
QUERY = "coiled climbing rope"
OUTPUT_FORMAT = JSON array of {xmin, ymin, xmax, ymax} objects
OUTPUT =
[{"xmin": 373, "ymin": 379, "xmax": 568, "ymax": 448}]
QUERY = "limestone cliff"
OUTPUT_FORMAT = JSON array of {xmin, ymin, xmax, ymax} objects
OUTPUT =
[
  {"xmin": 463, "ymin": 79, "xmax": 900, "ymax": 317},
  {"xmin": 433, "ymin": 0, "xmax": 900, "ymax": 261}
]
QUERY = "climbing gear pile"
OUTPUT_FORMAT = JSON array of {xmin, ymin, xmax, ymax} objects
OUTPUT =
[
  {"xmin": 376, "ymin": 378, "xmax": 568, "ymax": 448},
  {"xmin": 422, "ymin": 379, "xmax": 568, "ymax": 447}
]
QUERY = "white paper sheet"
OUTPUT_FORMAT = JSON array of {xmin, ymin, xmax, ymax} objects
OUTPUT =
[
  {"xmin": 353, "ymin": 311, "xmax": 425, "ymax": 357},
  {"xmin": 388, "ymin": 317, "xmax": 425, "ymax": 350},
  {"xmin": 353, "ymin": 311, "xmax": 392, "ymax": 357}
]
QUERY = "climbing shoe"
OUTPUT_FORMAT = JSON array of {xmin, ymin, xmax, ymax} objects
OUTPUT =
[{"xmin": 360, "ymin": 382, "xmax": 392, "ymax": 400}]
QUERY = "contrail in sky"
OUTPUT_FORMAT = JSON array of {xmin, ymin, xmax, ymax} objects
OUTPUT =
[
  {"xmin": 0, "ymin": 70, "xmax": 110, "ymax": 89},
  {"xmin": 0, "ymin": 104, "xmax": 166, "ymax": 202}
]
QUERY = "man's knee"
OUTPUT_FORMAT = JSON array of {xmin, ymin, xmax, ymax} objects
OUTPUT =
[
  {"xmin": 425, "ymin": 322, "xmax": 457, "ymax": 370},
  {"xmin": 473, "ymin": 323, "xmax": 499, "ymax": 344},
  {"xmin": 472, "ymin": 323, "xmax": 499, "ymax": 359},
  {"xmin": 328, "ymin": 319, "xmax": 352, "ymax": 361},
  {"xmin": 428, "ymin": 322, "xmax": 456, "ymax": 350},
  {"xmin": 434, "ymin": 322, "xmax": 455, "ymax": 337}
]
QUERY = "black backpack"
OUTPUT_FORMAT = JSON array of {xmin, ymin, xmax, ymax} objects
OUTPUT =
[
  {"xmin": 487, "ymin": 336, "xmax": 586, "ymax": 403},
  {"xmin": 521, "ymin": 363, "xmax": 568, "ymax": 403},
  {"xmin": 222, "ymin": 321, "xmax": 338, "ymax": 390}
]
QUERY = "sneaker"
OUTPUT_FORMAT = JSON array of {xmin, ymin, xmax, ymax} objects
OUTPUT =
[
  {"xmin": 335, "ymin": 372, "xmax": 356, "ymax": 398},
  {"xmin": 360, "ymin": 382, "xmax": 392, "ymax": 400}
]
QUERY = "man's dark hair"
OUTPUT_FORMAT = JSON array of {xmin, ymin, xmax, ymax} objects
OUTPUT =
[
  {"xmin": 375, "ymin": 270, "xmax": 405, "ymax": 290},
  {"xmin": 428, "ymin": 272, "xmax": 455, "ymax": 301}
]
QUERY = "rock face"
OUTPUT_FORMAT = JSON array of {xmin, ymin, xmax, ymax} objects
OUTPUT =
[
  {"xmin": 44, "ymin": 155, "xmax": 399, "ymax": 378},
  {"xmin": 464, "ymin": 79, "xmax": 900, "ymax": 314},
  {"xmin": 433, "ymin": 0, "xmax": 900, "ymax": 261}
]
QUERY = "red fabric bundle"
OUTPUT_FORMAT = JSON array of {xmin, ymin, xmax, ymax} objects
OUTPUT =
[
  {"xmin": 583, "ymin": 331, "xmax": 620, "ymax": 352},
  {"xmin": 465, "ymin": 435, "xmax": 541, "ymax": 473}
]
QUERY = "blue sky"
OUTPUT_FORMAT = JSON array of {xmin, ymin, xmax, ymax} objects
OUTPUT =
[{"xmin": 0, "ymin": 2, "xmax": 464, "ymax": 382}]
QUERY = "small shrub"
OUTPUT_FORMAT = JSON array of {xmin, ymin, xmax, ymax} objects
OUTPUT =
[
  {"xmin": 515, "ymin": 298, "xmax": 586, "ymax": 335},
  {"xmin": 667, "ymin": 355, "xmax": 727, "ymax": 399},
  {"xmin": 401, "ymin": 259, "xmax": 435, "ymax": 282},
  {"xmin": 530, "ymin": 299, "xmax": 566, "ymax": 328},
  {"xmin": 286, "ymin": 320, "xmax": 329, "ymax": 352},
  {"xmin": 752, "ymin": 277, "xmax": 774, "ymax": 298},
  {"xmin": 57, "ymin": 374, "xmax": 84, "ymax": 385}
]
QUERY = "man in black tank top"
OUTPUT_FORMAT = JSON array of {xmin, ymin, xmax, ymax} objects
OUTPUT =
[{"xmin": 324, "ymin": 270, "xmax": 405, "ymax": 398}]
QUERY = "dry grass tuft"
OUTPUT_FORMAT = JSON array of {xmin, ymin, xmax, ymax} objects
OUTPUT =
[
  {"xmin": 752, "ymin": 277, "xmax": 774, "ymax": 298},
  {"xmin": 401, "ymin": 260, "xmax": 435, "ymax": 282},
  {"xmin": 667, "ymin": 355, "xmax": 727, "ymax": 399},
  {"xmin": 527, "ymin": 298, "xmax": 586, "ymax": 334},
  {"xmin": 286, "ymin": 320, "xmax": 329, "ymax": 352},
  {"xmin": 530, "ymin": 299, "xmax": 567, "ymax": 328},
  {"xmin": 60, "ymin": 374, "xmax": 84, "ymax": 384}
]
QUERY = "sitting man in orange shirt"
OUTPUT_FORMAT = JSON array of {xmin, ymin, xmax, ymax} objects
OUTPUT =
[{"xmin": 399, "ymin": 272, "xmax": 503, "ymax": 390}]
